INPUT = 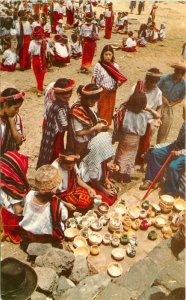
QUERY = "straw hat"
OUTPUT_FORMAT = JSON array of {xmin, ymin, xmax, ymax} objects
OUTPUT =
[
  {"xmin": 1, "ymin": 257, "xmax": 37, "ymax": 300},
  {"xmin": 171, "ymin": 62, "xmax": 186, "ymax": 71},
  {"xmin": 34, "ymin": 165, "xmax": 62, "ymax": 192}
]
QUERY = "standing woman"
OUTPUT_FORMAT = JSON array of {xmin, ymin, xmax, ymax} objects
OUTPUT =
[
  {"xmin": 104, "ymin": 2, "xmax": 114, "ymax": 39},
  {"xmin": 66, "ymin": 0, "xmax": 75, "ymax": 26},
  {"xmin": 29, "ymin": 26, "xmax": 47, "ymax": 97},
  {"xmin": 37, "ymin": 78, "xmax": 75, "ymax": 169},
  {"xmin": 0, "ymin": 88, "xmax": 26, "ymax": 155},
  {"xmin": 92, "ymin": 45, "xmax": 127, "ymax": 126}
]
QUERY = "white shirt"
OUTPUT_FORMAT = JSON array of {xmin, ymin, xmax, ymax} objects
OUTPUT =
[
  {"xmin": 19, "ymin": 190, "xmax": 68, "ymax": 234},
  {"xmin": 80, "ymin": 23, "xmax": 98, "ymax": 38},
  {"xmin": 56, "ymin": 25, "xmax": 64, "ymax": 35},
  {"xmin": 70, "ymin": 41, "xmax": 82, "ymax": 55},
  {"xmin": 125, "ymin": 37, "xmax": 136, "ymax": 48},
  {"xmin": 31, "ymin": 21, "xmax": 41, "ymax": 29},
  {"xmin": 53, "ymin": 2, "xmax": 60, "ymax": 12},
  {"xmin": 16, "ymin": 21, "xmax": 32, "ymax": 35},
  {"xmin": 3, "ymin": 49, "xmax": 17, "ymax": 65},
  {"xmin": 55, "ymin": 42, "xmax": 69, "ymax": 58},
  {"xmin": 122, "ymin": 110, "xmax": 149, "ymax": 136},
  {"xmin": 130, "ymin": 83, "xmax": 162, "ymax": 121},
  {"xmin": 29, "ymin": 40, "xmax": 43, "ymax": 56},
  {"xmin": 43, "ymin": 22, "xmax": 51, "ymax": 34}
]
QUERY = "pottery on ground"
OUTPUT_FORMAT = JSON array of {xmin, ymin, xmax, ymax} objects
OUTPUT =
[
  {"xmin": 74, "ymin": 246, "xmax": 89, "ymax": 258},
  {"xmin": 64, "ymin": 228, "xmax": 79, "ymax": 241},
  {"xmin": 174, "ymin": 198, "xmax": 186, "ymax": 212},
  {"xmin": 73, "ymin": 236, "xmax": 87, "ymax": 248},
  {"xmin": 111, "ymin": 248, "xmax": 125, "ymax": 261},
  {"xmin": 90, "ymin": 245, "xmax": 100, "ymax": 256},
  {"xmin": 88, "ymin": 232, "xmax": 103, "ymax": 245},
  {"xmin": 107, "ymin": 262, "xmax": 123, "ymax": 277}
]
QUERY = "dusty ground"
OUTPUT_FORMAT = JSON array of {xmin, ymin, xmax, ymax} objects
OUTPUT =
[{"xmin": 1, "ymin": 1, "xmax": 186, "ymax": 265}]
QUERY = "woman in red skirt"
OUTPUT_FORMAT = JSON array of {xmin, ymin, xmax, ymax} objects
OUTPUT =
[{"xmin": 104, "ymin": 2, "xmax": 114, "ymax": 39}]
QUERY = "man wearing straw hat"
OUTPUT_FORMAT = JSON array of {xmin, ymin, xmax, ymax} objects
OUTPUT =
[{"xmin": 157, "ymin": 62, "xmax": 186, "ymax": 144}]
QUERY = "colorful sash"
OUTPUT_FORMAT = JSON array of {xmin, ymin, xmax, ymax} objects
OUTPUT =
[
  {"xmin": 99, "ymin": 61, "xmax": 127, "ymax": 84},
  {"xmin": 70, "ymin": 101, "xmax": 97, "ymax": 127},
  {"xmin": 0, "ymin": 150, "xmax": 29, "ymax": 199},
  {"xmin": 50, "ymin": 196, "xmax": 64, "ymax": 239}
]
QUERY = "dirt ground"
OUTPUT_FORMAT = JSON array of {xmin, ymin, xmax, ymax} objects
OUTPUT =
[{"xmin": 1, "ymin": 1, "xmax": 186, "ymax": 262}]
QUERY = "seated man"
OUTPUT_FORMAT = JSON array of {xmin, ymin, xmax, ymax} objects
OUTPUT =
[{"xmin": 140, "ymin": 104, "xmax": 186, "ymax": 197}]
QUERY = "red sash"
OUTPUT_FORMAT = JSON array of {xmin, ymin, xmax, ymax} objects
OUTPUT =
[
  {"xmin": 99, "ymin": 61, "xmax": 127, "ymax": 84},
  {"xmin": 50, "ymin": 196, "xmax": 64, "ymax": 239}
]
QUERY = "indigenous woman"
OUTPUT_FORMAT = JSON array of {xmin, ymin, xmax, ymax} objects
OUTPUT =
[
  {"xmin": 52, "ymin": 151, "xmax": 96, "ymax": 210},
  {"xmin": 0, "ymin": 88, "xmax": 25, "ymax": 155},
  {"xmin": 104, "ymin": 2, "xmax": 114, "ymax": 39},
  {"xmin": 16, "ymin": 13, "xmax": 32, "ymax": 71},
  {"xmin": 0, "ymin": 150, "xmax": 29, "ymax": 244},
  {"xmin": 130, "ymin": 68, "xmax": 162, "ymax": 165},
  {"xmin": 29, "ymin": 26, "xmax": 47, "ymax": 97},
  {"xmin": 92, "ymin": 45, "xmax": 127, "ymax": 126},
  {"xmin": 37, "ymin": 78, "xmax": 75, "ymax": 169},
  {"xmin": 78, "ymin": 131, "xmax": 118, "ymax": 205},
  {"xmin": 67, "ymin": 84, "xmax": 105, "ymax": 159},
  {"xmin": 19, "ymin": 165, "xmax": 68, "ymax": 243},
  {"xmin": 80, "ymin": 12, "xmax": 98, "ymax": 73}
]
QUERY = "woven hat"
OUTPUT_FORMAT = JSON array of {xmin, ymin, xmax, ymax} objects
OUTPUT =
[
  {"xmin": 1, "ymin": 257, "xmax": 37, "ymax": 300},
  {"xmin": 34, "ymin": 165, "xmax": 62, "ymax": 192},
  {"xmin": 32, "ymin": 26, "xmax": 44, "ymax": 39},
  {"xmin": 59, "ymin": 153, "xmax": 80, "ymax": 164},
  {"xmin": 171, "ymin": 62, "xmax": 186, "ymax": 71}
]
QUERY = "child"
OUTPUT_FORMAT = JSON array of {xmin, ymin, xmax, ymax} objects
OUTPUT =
[
  {"xmin": 52, "ymin": 151, "xmax": 96, "ymax": 210},
  {"xmin": 19, "ymin": 165, "xmax": 68, "ymax": 243},
  {"xmin": 137, "ymin": 24, "xmax": 148, "ymax": 47},
  {"xmin": 158, "ymin": 23, "xmax": 166, "ymax": 41},
  {"xmin": 147, "ymin": 24, "xmax": 158, "ymax": 43},
  {"xmin": 99, "ymin": 13, "xmax": 105, "ymax": 29},
  {"xmin": 114, "ymin": 91, "xmax": 148, "ymax": 183},
  {"xmin": 122, "ymin": 31, "xmax": 137, "ymax": 52},
  {"xmin": 54, "ymin": 34, "xmax": 70, "ymax": 66},
  {"xmin": 41, "ymin": 16, "xmax": 51, "ymax": 38},
  {"xmin": 0, "ymin": 40, "xmax": 17, "ymax": 71},
  {"xmin": 56, "ymin": 19, "xmax": 64, "ymax": 35},
  {"xmin": 70, "ymin": 33, "xmax": 82, "ymax": 59},
  {"xmin": 29, "ymin": 26, "xmax": 47, "ymax": 96}
]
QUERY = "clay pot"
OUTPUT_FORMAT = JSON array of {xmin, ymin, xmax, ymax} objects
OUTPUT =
[
  {"xmin": 139, "ymin": 209, "xmax": 147, "ymax": 219},
  {"xmin": 90, "ymin": 245, "xmax": 100, "ymax": 256},
  {"xmin": 148, "ymin": 230, "xmax": 158, "ymax": 241},
  {"xmin": 103, "ymin": 233, "xmax": 111, "ymax": 245},
  {"xmin": 120, "ymin": 234, "xmax": 129, "ymax": 245},
  {"xmin": 141, "ymin": 200, "xmax": 150, "ymax": 210},
  {"xmin": 126, "ymin": 245, "xmax": 136, "ymax": 257},
  {"xmin": 140, "ymin": 219, "xmax": 150, "ymax": 230},
  {"xmin": 111, "ymin": 236, "xmax": 120, "ymax": 247}
]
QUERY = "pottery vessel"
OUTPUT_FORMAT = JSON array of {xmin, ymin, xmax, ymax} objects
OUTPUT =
[
  {"xmin": 148, "ymin": 230, "xmax": 158, "ymax": 241},
  {"xmin": 140, "ymin": 219, "xmax": 150, "ymax": 230},
  {"xmin": 111, "ymin": 248, "xmax": 125, "ymax": 261},
  {"xmin": 103, "ymin": 233, "xmax": 111, "ymax": 245},
  {"xmin": 139, "ymin": 209, "xmax": 147, "ymax": 219},
  {"xmin": 107, "ymin": 262, "xmax": 123, "ymax": 277},
  {"xmin": 120, "ymin": 234, "xmax": 129, "ymax": 245},
  {"xmin": 90, "ymin": 245, "xmax": 100, "ymax": 256},
  {"xmin": 111, "ymin": 236, "xmax": 120, "ymax": 247},
  {"xmin": 126, "ymin": 245, "xmax": 136, "ymax": 257}
]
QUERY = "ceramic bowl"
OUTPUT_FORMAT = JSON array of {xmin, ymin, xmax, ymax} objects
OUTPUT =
[
  {"xmin": 88, "ymin": 232, "xmax": 103, "ymax": 245},
  {"xmin": 160, "ymin": 195, "xmax": 174, "ymax": 206},
  {"xmin": 78, "ymin": 217, "xmax": 90, "ymax": 229},
  {"xmin": 64, "ymin": 228, "xmax": 79, "ymax": 241},
  {"xmin": 94, "ymin": 198, "xmax": 102, "ymax": 206},
  {"xmin": 174, "ymin": 199, "xmax": 186, "ymax": 212},
  {"xmin": 159, "ymin": 202, "xmax": 173, "ymax": 213},
  {"xmin": 98, "ymin": 203, "xmax": 109, "ymax": 214},
  {"xmin": 139, "ymin": 209, "xmax": 147, "ymax": 219},
  {"xmin": 80, "ymin": 227, "xmax": 89, "ymax": 239},
  {"xmin": 114, "ymin": 204, "xmax": 126, "ymax": 216},
  {"xmin": 100, "ymin": 214, "xmax": 109, "ymax": 226},
  {"xmin": 107, "ymin": 262, "xmax": 123, "ymax": 277},
  {"xmin": 128, "ymin": 206, "xmax": 140, "ymax": 220},
  {"xmin": 109, "ymin": 218, "xmax": 121, "ymax": 232},
  {"xmin": 111, "ymin": 236, "xmax": 120, "ymax": 247},
  {"xmin": 91, "ymin": 220, "xmax": 103, "ymax": 231},
  {"xmin": 103, "ymin": 233, "xmax": 111, "ymax": 245},
  {"xmin": 90, "ymin": 245, "xmax": 100, "ymax": 256},
  {"xmin": 112, "ymin": 248, "xmax": 125, "ymax": 261},
  {"xmin": 73, "ymin": 236, "xmax": 87, "ymax": 248},
  {"xmin": 151, "ymin": 203, "xmax": 161, "ymax": 213},
  {"xmin": 108, "ymin": 211, "xmax": 122, "ymax": 220},
  {"xmin": 74, "ymin": 246, "xmax": 89, "ymax": 258},
  {"xmin": 154, "ymin": 215, "xmax": 167, "ymax": 228}
]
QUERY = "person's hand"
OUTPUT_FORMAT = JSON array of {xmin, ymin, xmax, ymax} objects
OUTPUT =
[
  {"xmin": 87, "ymin": 188, "xmax": 97, "ymax": 197},
  {"xmin": 171, "ymin": 150, "xmax": 180, "ymax": 157},
  {"xmin": 93, "ymin": 123, "xmax": 105, "ymax": 132},
  {"xmin": 154, "ymin": 118, "xmax": 162, "ymax": 127},
  {"xmin": 104, "ymin": 188, "xmax": 115, "ymax": 197},
  {"xmin": 162, "ymin": 96, "xmax": 170, "ymax": 106},
  {"xmin": 64, "ymin": 202, "xmax": 76, "ymax": 211}
]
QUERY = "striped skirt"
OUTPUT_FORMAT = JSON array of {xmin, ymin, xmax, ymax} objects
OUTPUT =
[{"xmin": 115, "ymin": 133, "xmax": 140, "ymax": 174}]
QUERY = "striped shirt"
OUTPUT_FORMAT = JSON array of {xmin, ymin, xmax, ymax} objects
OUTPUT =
[{"xmin": 93, "ymin": 62, "xmax": 119, "ymax": 91}]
